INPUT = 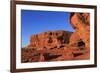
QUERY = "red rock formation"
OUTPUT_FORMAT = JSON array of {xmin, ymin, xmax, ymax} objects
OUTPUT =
[
  {"xmin": 29, "ymin": 30, "xmax": 72, "ymax": 50},
  {"xmin": 70, "ymin": 13, "xmax": 90, "ymax": 59},
  {"xmin": 21, "ymin": 13, "xmax": 90, "ymax": 63},
  {"xmin": 70, "ymin": 13, "xmax": 90, "ymax": 49}
]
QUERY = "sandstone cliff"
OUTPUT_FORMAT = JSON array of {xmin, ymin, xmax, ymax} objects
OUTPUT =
[
  {"xmin": 27, "ymin": 30, "xmax": 72, "ymax": 50},
  {"xmin": 21, "ymin": 13, "xmax": 90, "ymax": 63}
]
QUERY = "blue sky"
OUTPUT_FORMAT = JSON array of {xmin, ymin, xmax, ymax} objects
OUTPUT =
[{"xmin": 21, "ymin": 10, "xmax": 75, "ymax": 47}]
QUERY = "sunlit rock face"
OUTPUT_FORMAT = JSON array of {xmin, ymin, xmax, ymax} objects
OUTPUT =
[
  {"xmin": 69, "ymin": 13, "xmax": 90, "ymax": 60},
  {"xmin": 29, "ymin": 30, "xmax": 72, "ymax": 49},
  {"xmin": 70, "ymin": 13, "xmax": 90, "ymax": 49},
  {"xmin": 21, "ymin": 13, "xmax": 90, "ymax": 63}
]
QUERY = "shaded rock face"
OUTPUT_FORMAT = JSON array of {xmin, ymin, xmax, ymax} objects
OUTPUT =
[{"xmin": 21, "ymin": 13, "xmax": 90, "ymax": 63}]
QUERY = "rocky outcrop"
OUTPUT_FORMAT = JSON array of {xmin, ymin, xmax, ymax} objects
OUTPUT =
[
  {"xmin": 21, "ymin": 13, "xmax": 90, "ymax": 63},
  {"xmin": 70, "ymin": 13, "xmax": 90, "ymax": 49},
  {"xmin": 28, "ymin": 30, "xmax": 72, "ymax": 49}
]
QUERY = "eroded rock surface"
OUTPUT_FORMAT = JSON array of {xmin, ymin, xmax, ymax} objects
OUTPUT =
[{"xmin": 21, "ymin": 13, "xmax": 90, "ymax": 63}]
